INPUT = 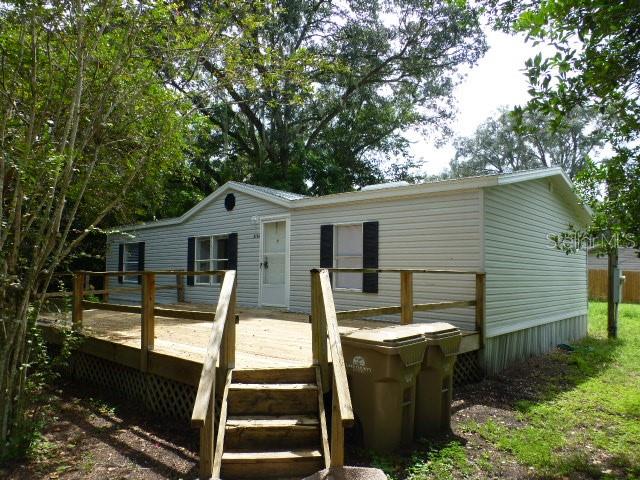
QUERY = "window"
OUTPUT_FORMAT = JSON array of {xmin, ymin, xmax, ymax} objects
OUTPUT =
[
  {"xmin": 123, "ymin": 243, "xmax": 140, "ymax": 283},
  {"xmin": 334, "ymin": 224, "xmax": 363, "ymax": 291},
  {"xmin": 195, "ymin": 235, "xmax": 229, "ymax": 284}
]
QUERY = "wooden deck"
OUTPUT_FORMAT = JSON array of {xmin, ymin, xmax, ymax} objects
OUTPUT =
[
  {"xmin": 39, "ymin": 305, "xmax": 389, "ymax": 368},
  {"xmin": 39, "ymin": 303, "xmax": 480, "ymax": 379}
]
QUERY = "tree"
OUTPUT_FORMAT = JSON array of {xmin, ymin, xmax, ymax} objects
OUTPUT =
[
  {"xmin": 450, "ymin": 107, "xmax": 605, "ymax": 178},
  {"xmin": 169, "ymin": 0, "xmax": 488, "ymax": 194},
  {"xmin": 489, "ymin": 0, "xmax": 640, "ymax": 337},
  {"xmin": 0, "ymin": 0, "xmax": 201, "ymax": 459}
]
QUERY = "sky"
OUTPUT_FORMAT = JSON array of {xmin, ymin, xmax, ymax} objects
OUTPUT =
[{"xmin": 410, "ymin": 28, "xmax": 553, "ymax": 176}]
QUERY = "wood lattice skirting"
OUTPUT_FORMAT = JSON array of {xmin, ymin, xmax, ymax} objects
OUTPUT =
[
  {"xmin": 453, "ymin": 351, "xmax": 483, "ymax": 387},
  {"xmin": 67, "ymin": 351, "xmax": 206, "ymax": 422}
]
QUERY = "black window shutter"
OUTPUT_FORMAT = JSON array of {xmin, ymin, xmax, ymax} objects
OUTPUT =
[
  {"xmin": 187, "ymin": 237, "xmax": 195, "ymax": 286},
  {"xmin": 362, "ymin": 221, "xmax": 379, "ymax": 293},
  {"xmin": 320, "ymin": 225, "xmax": 333, "ymax": 268},
  {"xmin": 118, "ymin": 243, "xmax": 124, "ymax": 284},
  {"xmin": 228, "ymin": 233, "xmax": 238, "ymax": 270},
  {"xmin": 137, "ymin": 242, "xmax": 145, "ymax": 284},
  {"xmin": 320, "ymin": 224, "xmax": 333, "ymax": 284}
]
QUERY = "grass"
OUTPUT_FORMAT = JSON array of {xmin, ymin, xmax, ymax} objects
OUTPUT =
[
  {"xmin": 367, "ymin": 441, "xmax": 472, "ymax": 480},
  {"xmin": 468, "ymin": 302, "xmax": 640, "ymax": 478}
]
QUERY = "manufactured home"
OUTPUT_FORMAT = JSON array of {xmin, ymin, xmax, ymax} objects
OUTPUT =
[{"xmin": 106, "ymin": 167, "xmax": 591, "ymax": 373}]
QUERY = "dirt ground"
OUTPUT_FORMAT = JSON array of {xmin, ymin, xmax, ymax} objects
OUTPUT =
[
  {"xmin": 0, "ymin": 351, "xmax": 596, "ymax": 480},
  {"xmin": 1, "ymin": 381, "xmax": 199, "ymax": 479}
]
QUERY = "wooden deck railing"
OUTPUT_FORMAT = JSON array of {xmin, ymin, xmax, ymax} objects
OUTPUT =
[
  {"xmin": 69, "ymin": 270, "xmax": 232, "ymax": 372},
  {"xmin": 310, "ymin": 269, "xmax": 354, "ymax": 468},
  {"xmin": 45, "ymin": 270, "xmax": 186, "ymax": 303},
  {"xmin": 323, "ymin": 268, "xmax": 486, "ymax": 348},
  {"xmin": 190, "ymin": 270, "xmax": 237, "ymax": 480},
  {"xmin": 310, "ymin": 267, "xmax": 484, "ymax": 466}
]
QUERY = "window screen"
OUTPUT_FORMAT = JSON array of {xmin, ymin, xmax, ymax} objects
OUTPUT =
[
  {"xmin": 123, "ymin": 243, "xmax": 139, "ymax": 283},
  {"xmin": 195, "ymin": 235, "xmax": 228, "ymax": 284}
]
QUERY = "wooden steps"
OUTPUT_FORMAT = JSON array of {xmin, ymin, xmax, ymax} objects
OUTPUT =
[
  {"xmin": 221, "ymin": 449, "xmax": 323, "ymax": 478},
  {"xmin": 217, "ymin": 367, "xmax": 329, "ymax": 479},
  {"xmin": 225, "ymin": 415, "xmax": 320, "ymax": 449}
]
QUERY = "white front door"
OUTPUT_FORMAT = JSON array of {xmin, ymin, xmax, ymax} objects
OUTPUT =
[{"xmin": 260, "ymin": 219, "xmax": 288, "ymax": 307}]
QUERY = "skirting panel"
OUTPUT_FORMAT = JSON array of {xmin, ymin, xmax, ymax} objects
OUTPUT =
[
  {"xmin": 453, "ymin": 351, "xmax": 483, "ymax": 387},
  {"xmin": 69, "ymin": 351, "xmax": 197, "ymax": 421},
  {"xmin": 482, "ymin": 313, "xmax": 588, "ymax": 375}
]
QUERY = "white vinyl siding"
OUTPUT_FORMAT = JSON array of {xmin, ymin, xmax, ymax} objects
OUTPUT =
[
  {"xmin": 106, "ymin": 190, "xmax": 288, "ymax": 305},
  {"xmin": 289, "ymin": 189, "xmax": 483, "ymax": 331},
  {"xmin": 334, "ymin": 224, "xmax": 363, "ymax": 291},
  {"xmin": 588, "ymin": 247, "xmax": 640, "ymax": 271},
  {"xmin": 483, "ymin": 178, "xmax": 588, "ymax": 339}
]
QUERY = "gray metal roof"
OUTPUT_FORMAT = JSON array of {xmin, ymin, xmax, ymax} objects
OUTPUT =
[{"xmin": 232, "ymin": 182, "xmax": 306, "ymax": 201}]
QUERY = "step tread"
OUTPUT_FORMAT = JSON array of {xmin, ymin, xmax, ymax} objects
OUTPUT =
[
  {"xmin": 229, "ymin": 383, "xmax": 318, "ymax": 391},
  {"xmin": 226, "ymin": 415, "xmax": 319, "ymax": 428},
  {"xmin": 222, "ymin": 449, "xmax": 323, "ymax": 463}
]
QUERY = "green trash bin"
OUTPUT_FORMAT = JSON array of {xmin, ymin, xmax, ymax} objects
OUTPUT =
[
  {"xmin": 340, "ymin": 325, "xmax": 428, "ymax": 452},
  {"xmin": 406, "ymin": 322, "xmax": 462, "ymax": 438}
]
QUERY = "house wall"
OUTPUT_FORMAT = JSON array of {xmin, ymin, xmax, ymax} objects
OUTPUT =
[
  {"xmin": 482, "ymin": 178, "xmax": 588, "ymax": 373},
  {"xmin": 288, "ymin": 189, "xmax": 484, "ymax": 332},
  {"xmin": 106, "ymin": 189, "xmax": 288, "ymax": 306},
  {"xmin": 587, "ymin": 247, "xmax": 640, "ymax": 271}
]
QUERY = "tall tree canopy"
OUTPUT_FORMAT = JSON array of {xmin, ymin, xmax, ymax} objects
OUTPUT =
[
  {"xmin": 0, "ymin": 0, "xmax": 247, "ymax": 458},
  {"xmin": 169, "ymin": 0, "xmax": 488, "ymax": 194},
  {"xmin": 450, "ymin": 107, "xmax": 604, "ymax": 178}
]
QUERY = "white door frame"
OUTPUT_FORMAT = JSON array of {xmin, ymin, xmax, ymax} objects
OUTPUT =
[{"xmin": 258, "ymin": 214, "xmax": 290, "ymax": 308}]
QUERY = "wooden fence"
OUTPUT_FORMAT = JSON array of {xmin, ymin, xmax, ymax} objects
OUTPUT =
[{"xmin": 589, "ymin": 270, "xmax": 640, "ymax": 303}]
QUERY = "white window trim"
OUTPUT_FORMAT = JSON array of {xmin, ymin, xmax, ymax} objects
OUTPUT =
[
  {"xmin": 195, "ymin": 234, "xmax": 229, "ymax": 286},
  {"xmin": 333, "ymin": 223, "xmax": 364, "ymax": 292},
  {"xmin": 123, "ymin": 243, "xmax": 140, "ymax": 284}
]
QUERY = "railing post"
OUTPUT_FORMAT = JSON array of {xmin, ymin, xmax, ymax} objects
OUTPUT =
[
  {"xmin": 330, "ymin": 378, "xmax": 345, "ymax": 467},
  {"xmin": 311, "ymin": 270, "xmax": 329, "ymax": 392},
  {"xmin": 176, "ymin": 273, "xmax": 185, "ymax": 303},
  {"xmin": 475, "ymin": 273, "xmax": 486, "ymax": 349},
  {"xmin": 72, "ymin": 271, "xmax": 85, "ymax": 331},
  {"xmin": 199, "ymin": 391, "xmax": 215, "ymax": 479},
  {"xmin": 219, "ymin": 272, "xmax": 237, "ymax": 392},
  {"xmin": 141, "ymin": 271, "xmax": 155, "ymax": 372},
  {"xmin": 400, "ymin": 271, "xmax": 413, "ymax": 325},
  {"xmin": 103, "ymin": 274, "xmax": 110, "ymax": 303}
]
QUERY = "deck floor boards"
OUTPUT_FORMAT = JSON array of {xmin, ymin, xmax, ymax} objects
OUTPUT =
[{"xmin": 39, "ymin": 304, "xmax": 393, "ymax": 368}]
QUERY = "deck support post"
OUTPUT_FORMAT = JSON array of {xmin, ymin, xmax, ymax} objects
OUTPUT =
[
  {"xmin": 72, "ymin": 271, "xmax": 85, "ymax": 331},
  {"xmin": 330, "ymin": 378, "xmax": 345, "ymax": 467},
  {"xmin": 400, "ymin": 271, "xmax": 413, "ymax": 325},
  {"xmin": 176, "ymin": 273, "xmax": 185, "ymax": 303},
  {"xmin": 311, "ymin": 270, "xmax": 329, "ymax": 393},
  {"xmin": 141, "ymin": 271, "xmax": 155, "ymax": 372},
  {"xmin": 199, "ymin": 390, "xmax": 215, "ymax": 479},
  {"xmin": 475, "ymin": 273, "xmax": 486, "ymax": 349}
]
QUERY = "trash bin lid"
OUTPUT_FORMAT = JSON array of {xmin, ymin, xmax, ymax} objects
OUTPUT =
[
  {"xmin": 341, "ymin": 324, "xmax": 425, "ymax": 347},
  {"xmin": 341, "ymin": 325, "xmax": 428, "ymax": 366},
  {"xmin": 400, "ymin": 322, "xmax": 460, "ymax": 340}
]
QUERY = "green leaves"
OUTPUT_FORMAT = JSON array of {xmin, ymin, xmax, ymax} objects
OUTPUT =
[{"xmin": 166, "ymin": 0, "xmax": 488, "ymax": 193}]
